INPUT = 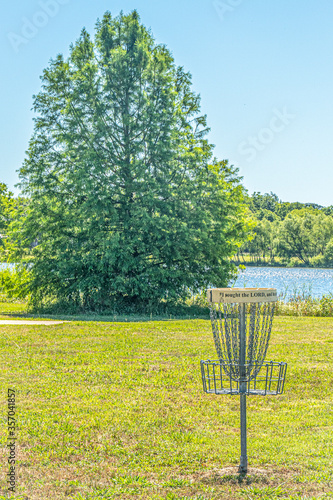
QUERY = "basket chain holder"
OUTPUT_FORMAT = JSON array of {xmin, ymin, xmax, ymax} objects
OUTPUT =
[{"xmin": 201, "ymin": 288, "xmax": 287, "ymax": 474}]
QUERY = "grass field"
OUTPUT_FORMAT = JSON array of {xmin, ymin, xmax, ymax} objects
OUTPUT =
[{"xmin": 0, "ymin": 303, "xmax": 333, "ymax": 499}]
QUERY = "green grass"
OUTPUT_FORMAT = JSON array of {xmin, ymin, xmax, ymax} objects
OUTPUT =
[
  {"xmin": 0, "ymin": 300, "xmax": 28, "ymax": 317},
  {"xmin": 0, "ymin": 300, "xmax": 209, "ymax": 322},
  {"xmin": 0, "ymin": 308, "xmax": 332, "ymax": 499}
]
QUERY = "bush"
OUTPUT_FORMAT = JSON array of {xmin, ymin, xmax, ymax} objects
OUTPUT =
[
  {"xmin": 310, "ymin": 254, "xmax": 325, "ymax": 267},
  {"xmin": 275, "ymin": 293, "xmax": 333, "ymax": 317},
  {"xmin": 318, "ymin": 294, "xmax": 333, "ymax": 316},
  {"xmin": 0, "ymin": 266, "xmax": 31, "ymax": 301}
]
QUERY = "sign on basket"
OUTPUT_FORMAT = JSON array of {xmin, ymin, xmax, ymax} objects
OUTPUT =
[{"xmin": 207, "ymin": 287, "xmax": 278, "ymax": 304}]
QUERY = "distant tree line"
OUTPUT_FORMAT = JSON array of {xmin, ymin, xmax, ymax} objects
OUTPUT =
[{"xmin": 236, "ymin": 192, "xmax": 333, "ymax": 267}]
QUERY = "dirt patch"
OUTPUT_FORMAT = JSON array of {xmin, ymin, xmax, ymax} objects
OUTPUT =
[{"xmin": 0, "ymin": 320, "xmax": 66, "ymax": 325}]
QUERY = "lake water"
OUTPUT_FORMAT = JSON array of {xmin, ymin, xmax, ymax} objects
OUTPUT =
[{"xmin": 231, "ymin": 267, "xmax": 333, "ymax": 299}]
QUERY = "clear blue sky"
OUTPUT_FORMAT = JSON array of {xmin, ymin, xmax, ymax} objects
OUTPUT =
[{"xmin": 1, "ymin": 0, "xmax": 333, "ymax": 205}]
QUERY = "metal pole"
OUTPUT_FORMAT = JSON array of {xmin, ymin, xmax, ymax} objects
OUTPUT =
[{"xmin": 239, "ymin": 303, "xmax": 248, "ymax": 473}]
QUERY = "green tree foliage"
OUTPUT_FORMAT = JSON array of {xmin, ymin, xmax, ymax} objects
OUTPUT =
[
  {"xmin": 12, "ymin": 11, "xmax": 248, "ymax": 312},
  {"xmin": 278, "ymin": 210, "xmax": 315, "ymax": 264},
  {"xmin": 0, "ymin": 183, "xmax": 14, "ymax": 249},
  {"xmin": 278, "ymin": 210, "xmax": 333, "ymax": 264},
  {"xmin": 0, "ymin": 184, "xmax": 31, "ymax": 299},
  {"xmin": 248, "ymin": 191, "xmax": 279, "ymax": 220},
  {"xmin": 239, "ymin": 192, "xmax": 333, "ymax": 267},
  {"xmin": 323, "ymin": 238, "xmax": 333, "ymax": 265},
  {"xmin": 0, "ymin": 184, "xmax": 28, "ymax": 259}
]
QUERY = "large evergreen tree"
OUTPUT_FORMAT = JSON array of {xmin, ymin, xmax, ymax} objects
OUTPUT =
[{"xmin": 13, "ymin": 10, "xmax": 248, "ymax": 311}]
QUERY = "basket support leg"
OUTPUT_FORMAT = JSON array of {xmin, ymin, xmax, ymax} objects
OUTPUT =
[
  {"xmin": 238, "ymin": 303, "xmax": 248, "ymax": 474},
  {"xmin": 239, "ymin": 393, "xmax": 248, "ymax": 473}
]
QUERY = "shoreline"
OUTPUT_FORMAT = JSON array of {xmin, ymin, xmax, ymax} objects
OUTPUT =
[{"xmin": 232, "ymin": 261, "xmax": 333, "ymax": 269}]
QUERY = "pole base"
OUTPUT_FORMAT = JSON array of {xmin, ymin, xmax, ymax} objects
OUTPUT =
[{"xmin": 238, "ymin": 456, "xmax": 248, "ymax": 474}]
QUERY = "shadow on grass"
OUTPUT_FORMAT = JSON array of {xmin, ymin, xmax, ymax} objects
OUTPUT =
[
  {"xmin": 199, "ymin": 467, "xmax": 273, "ymax": 487},
  {"xmin": 0, "ymin": 302, "xmax": 209, "ymax": 323}
]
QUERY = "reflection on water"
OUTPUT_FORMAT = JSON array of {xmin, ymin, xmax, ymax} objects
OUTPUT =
[{"xmin": 231, "ymin": 267, "xmax": 333, "ymax": 299}]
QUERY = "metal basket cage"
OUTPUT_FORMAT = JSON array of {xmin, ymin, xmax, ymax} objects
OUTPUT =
[
  {"xmin": 201, "ymin": 360, "xmax": 287, "ymax": 396},
  {"xmin": 209, "ymin": 301, "xmax": 276, "ymax": 380}
]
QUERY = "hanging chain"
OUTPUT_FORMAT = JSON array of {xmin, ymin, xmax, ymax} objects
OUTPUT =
[{"xmin": 209, "ymin": 301, "xmax": 276, "ymax": 381}]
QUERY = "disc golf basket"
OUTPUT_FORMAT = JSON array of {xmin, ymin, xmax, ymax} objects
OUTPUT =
[{"xmin": 201, "ymin": 288, "xmax": 287, "ymax": 473}]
